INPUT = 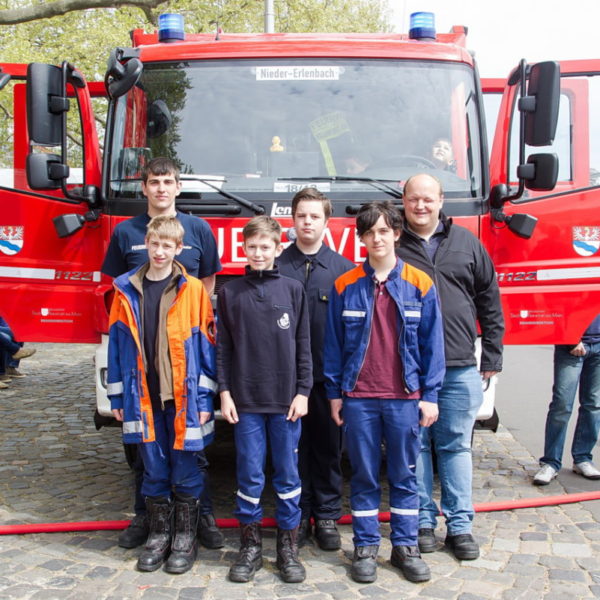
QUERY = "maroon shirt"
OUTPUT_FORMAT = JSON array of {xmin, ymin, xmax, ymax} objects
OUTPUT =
[{"xmin": 347, "ymin": 279, "xmax": 421, "ymax": 400}]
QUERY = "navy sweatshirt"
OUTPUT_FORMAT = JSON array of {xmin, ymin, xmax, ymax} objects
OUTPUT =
[
  {"xmin": 278, "ymin": 242, "xmax": 354, "ymax": 382},
  {"xmin": 216, "ymin": 266, "xmax": 313, "ymax": 413}
]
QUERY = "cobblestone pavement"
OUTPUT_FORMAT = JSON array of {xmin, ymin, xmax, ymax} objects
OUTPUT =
[{"xmin": 1, "ymin": 344, "xmax": 600, "ymax": 599}]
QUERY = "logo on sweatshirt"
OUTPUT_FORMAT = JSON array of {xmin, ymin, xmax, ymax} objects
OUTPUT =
[{"xmin": 277, "ymin": 312, "xmax": 290, "ymax": 330}]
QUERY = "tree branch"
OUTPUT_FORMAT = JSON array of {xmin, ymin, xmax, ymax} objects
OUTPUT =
[{"xmin": 0, "ymin": 0, "xmax": 168, "ymax": 25}]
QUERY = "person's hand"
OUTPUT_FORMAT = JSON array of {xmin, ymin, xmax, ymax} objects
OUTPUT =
[
  {"xmin": 220, "ymin": 391, "xmax": 239, "ymax": 424},
  {"xmin": 199, "ymin": 411, "xmax": 211, "ymax": 425},
  {"xmin": 418, "ymin": 401, "xmax": 438, "ymax": 427},
  {"xmin": 481, "ymin": 370, "xmax": 499, "ymax": 380},
  {"xmin": 112, "ymin": 408, "xmax": 124, "ymax": 422},
  {"xmin": 570, "ymin": 342, "xmax": 586, "ymax": 357},
  {"xmin": 330, "ymin": 398, "xmax": 343, "ymax": 426},
  {"xmin": 287, "ymin": 394, "xmax": 308, "ymax": 422}
]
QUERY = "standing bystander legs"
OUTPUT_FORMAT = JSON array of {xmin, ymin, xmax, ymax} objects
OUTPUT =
[
  {"xmin": 101, "ymin": 157, "xmax": 223, "ymax": 550},
  {"xmin": 397, "ymin": 173, "xmax": 504, "ymax": 561},
  {"xmin": 278, "ymin": 188, "xmax": 354, "ymax": 550},
  {"xmin": 533, "ymin": 313, "xmax": 600, "ymax": 484},
  {"xmin": 324, "ymin": 201, "xmax": 445, "ymax": 584}
]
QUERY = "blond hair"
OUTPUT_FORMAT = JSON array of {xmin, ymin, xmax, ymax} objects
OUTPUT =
[
  {"xmin": 145, "ymin": 215, "xmax": 184, "ymax": 245},
  {"xmin": 243, "ymin": 216, "xmax": 281, "ymax": 245}
]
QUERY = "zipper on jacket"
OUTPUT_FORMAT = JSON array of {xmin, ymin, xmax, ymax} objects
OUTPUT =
[{"xmin": 349, "ymin": 280, "xmax": 376, "ymax": 391}]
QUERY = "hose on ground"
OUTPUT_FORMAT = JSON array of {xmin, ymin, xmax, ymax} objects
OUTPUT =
[{"xmin": 2, "ymin": 490, "xmax": 599, "ymax": 535}]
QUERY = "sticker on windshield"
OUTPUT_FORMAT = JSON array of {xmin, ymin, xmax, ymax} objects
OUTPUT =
[
  {"xmin": 273, "ymin": 182, "xmax": 331, "ymax": 194},
  {"xmin": 256, "ymin": 66, "xmax": 341, "ymax": 81}
]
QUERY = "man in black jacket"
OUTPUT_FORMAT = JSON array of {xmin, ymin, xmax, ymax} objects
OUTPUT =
[
  {"xmin": 397, "ymin": 173, "xmax": 504, "ymax": 561},
  {"xmin": 278, "ymin": 188, "xmax": 354, "ymax": 550}
]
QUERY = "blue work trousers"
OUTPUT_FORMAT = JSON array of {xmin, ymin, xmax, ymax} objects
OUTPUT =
[
  {"xmin": 234, "ymin": 412, "xmax": 302, "ymax": 530},
  {"xmin": 343, "ymin": 397, "xmax": 420, "ymax": 547},
  {"xmin": 137, "ymin": 402, "xmax": 203, "ymax": 499},
  {"xmin": 540, "ymin": 343, "xmax": 600, "ymax": 470}
]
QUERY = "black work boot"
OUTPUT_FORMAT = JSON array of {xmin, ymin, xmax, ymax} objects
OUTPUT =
[
  {"xmin": 297, "ymin": 518, "xmax": 311, "ymax": 547},
  {"xmin": 390, "ymin": 545, "xmax": 431, "ymax": 582},
  {"xmin": 276, "ymin": 526, "xmax": 306, "ymax": 583},
  {"xmin": 229, "ymin": 522, "xmax": 263, "ymax": 583},
  {"xmin": 350, "ymin": 545, "xmax": 379, "ymax": 583},
  {"xmin": 118, "ymin": 513, "xmax": 149, "ymax": 549},
  {"xmin": 314, "ymin": 519, "xmax": 341, "ymax": 551},
  {"xmin": 198, "ymin": 513, "xmax": 225, "ymax": 549},
  {"xmin": 137, "ymin": 497, "xmax": 173, "ymax": 572},
  {"xmin": 165, "ymin": 494, "xmax": 200, "ymax": 574}
]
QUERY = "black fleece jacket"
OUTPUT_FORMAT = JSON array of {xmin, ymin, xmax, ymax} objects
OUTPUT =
[
  {"xmin": 217, "ymin": 266, "xmax": 313, "ymax": 413},
  {"xmin": 397, "ymin": 213, "xmax": 504, "ymax": 372}
]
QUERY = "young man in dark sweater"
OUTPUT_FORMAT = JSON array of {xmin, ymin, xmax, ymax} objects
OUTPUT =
[
  {"xmin": 217, "ymin": 216, "xmax": 312, "ymax": 584},
  {"xmin": 278, "ymin": 188, "xmax": 354, "ymax": 550}
]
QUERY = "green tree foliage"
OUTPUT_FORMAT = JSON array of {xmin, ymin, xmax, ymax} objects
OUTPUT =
[
  {"xmin": 0, "ymin": 0, "xmax": 389, "ymax": 172},
  {"xmin": 1, "ymin": 1, "xmax": 390, "ymax": 78}
]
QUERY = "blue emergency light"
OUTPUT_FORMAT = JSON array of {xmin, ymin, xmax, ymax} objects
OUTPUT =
[
  {"xmin": 158, "ymin": 13, "xmax": 185, "ymax": 43},
  {"xmin": 409, "ymin": 11, "xmax": 436, "ymax": 41}
]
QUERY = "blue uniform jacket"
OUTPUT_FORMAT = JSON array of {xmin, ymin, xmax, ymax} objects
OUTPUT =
[
  {"xmin": 107, "ymin": 263, "xmax": 217, "ymax": 451},
  {"xmin": 324, "ymin": 258, "xmax": 445, "ymax": 404}
]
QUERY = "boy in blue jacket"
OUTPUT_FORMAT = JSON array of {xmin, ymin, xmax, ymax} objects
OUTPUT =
[
  {"xmin": 217, "ymin": 216, "xmax": 312, "ymax": 584},
  {"xmin": 324, "ymin": 201, "xmax": 445, "ymax": 584},
  {"xmin": 108, "ymin": 215, "xmax": 217, "ymax": 574}
]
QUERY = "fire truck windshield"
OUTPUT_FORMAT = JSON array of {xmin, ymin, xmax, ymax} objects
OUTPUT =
[{"xmin": 107, "ymin": 58, "xmax": 484, "ymax": 209}]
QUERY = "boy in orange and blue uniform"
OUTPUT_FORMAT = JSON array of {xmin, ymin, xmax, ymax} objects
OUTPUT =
[
  {"xmin": 324, "ymin": 201, "xmax": 445, "ymax": 584},
  {"xmin": 107, "ymin": 215, "xmax": 217, "ymax": 574}
]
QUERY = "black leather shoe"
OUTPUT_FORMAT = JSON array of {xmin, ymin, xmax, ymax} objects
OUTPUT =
[
  {"xmin": 118, "ymin": 514, "xmax": 149, "ymax": 549},
  {"xmin": 198, "ymin": 513, "xmax": 225, "ymax": 549},
  {"xmin": 314, "ymin": 519, "xmax": 341, "ymax": 551},
  {"xmin": 390, "ymin": 545, "xmax": 431, "ymax": 582},
  {"xmin": 417, "ymin": 528, "xmax": 437, "ymax": 553},
  {"xmin": 350, "ymin": 545, "xmax": 379, "ymax": 583},
  {"xmin": 297, "ymin": 518, "xmax": 311, "ymax": 547},
  {"xmin": 444, "ymin": 533, "xmax": 480, "ymax": 560}
]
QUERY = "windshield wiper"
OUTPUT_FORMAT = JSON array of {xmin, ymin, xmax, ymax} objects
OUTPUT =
[
  {"xmin": 111, "ymin": 176, "xmax": 265, "ymax": 215},
  {"xmin": 181, "ymin": 176, "xmax": 265, "ymax": 215},
  {"xmin": 278, "ymin": 176, "xmax": 403, "ymax": 200}
]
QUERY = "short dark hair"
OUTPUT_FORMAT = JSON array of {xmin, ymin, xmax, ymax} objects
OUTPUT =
[
  {"xmin": 356, "ymin": 201, "xmax": 402, "ymax": 238},
  {"xmin": 291, "ymin": 187, "xmax": 332, "ymax": 220},
  {"xmin": 142, "ymin": 157, "xmax": 180, "ymax": 183}
]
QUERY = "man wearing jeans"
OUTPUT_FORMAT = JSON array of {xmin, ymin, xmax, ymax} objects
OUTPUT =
[
  {"xmin": 397, "ymin": 174, "xmax": 504, "ymax": 561},
  {"xmin": 533, "ymin": 314, "xmax": 600, "ymax": 485}
]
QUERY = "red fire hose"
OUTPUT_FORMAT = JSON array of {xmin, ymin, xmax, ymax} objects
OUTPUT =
[{"xmin": 2, "ymin": 490, "xmax": 599, "ymax": 535}]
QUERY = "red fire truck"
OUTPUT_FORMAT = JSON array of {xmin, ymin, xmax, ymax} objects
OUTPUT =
[{"xmin": 1, "ymin": 15, "xmax": 599, "ymax": 404}]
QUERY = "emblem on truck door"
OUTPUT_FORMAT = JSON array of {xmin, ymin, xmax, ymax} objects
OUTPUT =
[{"xmin": 0, "ymin": 226, "xmax": 23, "ymax": 255}]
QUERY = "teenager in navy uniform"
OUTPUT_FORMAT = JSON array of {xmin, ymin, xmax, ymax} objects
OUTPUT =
[
  {"xmin": 217, "ymin": 216, "xmax": 312, "ymax": 583},
  {"xmin": 102, "ymin": 157, "xmax": 223, "ymax": 550},
  {"xmin": 324, "ymin": 201, "xmax": 445, "ymax": 584},
  {"xmin": 277, "ymin": 188, "xmax": 354, "ymax": 550}
]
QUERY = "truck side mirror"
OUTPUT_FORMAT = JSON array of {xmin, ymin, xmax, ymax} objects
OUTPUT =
[
  {"xmin": 523, "ymin": 61, "xmax": 560, "ymax": 147},
  {"xmin": 26, "ymin": 63, "xmax": 67, "ymax": 146},
  {"xmin": 26, "ymin": 153, "xmax": 69, "ymax": 190},
  {"xmin": 519, "ymin": 153, "xmax": 559, "ymax": 191}
]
